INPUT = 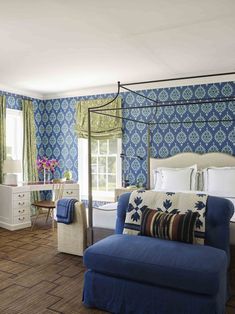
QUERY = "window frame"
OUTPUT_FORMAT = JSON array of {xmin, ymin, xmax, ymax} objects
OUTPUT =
[
  {"xmin": 78, "ymin": 138, "xmax": 122, "ymax": 202},
  {"xmin": 6, "ymin": 108, "xmax": 23, "ymax": 182},
  {"xmin": 6, "ymin": 108, "xmax": 23, "ymax": 160}
]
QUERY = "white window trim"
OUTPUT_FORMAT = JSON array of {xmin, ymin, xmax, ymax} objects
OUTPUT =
[
  {"xmin": 78, "ymin": 138, "xmax": 122, "ymax": 202},
  {"xmin": 6, "ymin": 108, "xmax": 23, "ymax": 160},
  {"xmin": 6, "ymin": 108, "xmax": 23, "ymax": 182}
]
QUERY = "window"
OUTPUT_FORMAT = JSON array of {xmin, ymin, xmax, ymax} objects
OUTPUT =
[
  {"xmin": 91, "ymin": 139, "xmax": 119, "ymax": 192},
  {"xmin": 78, "ymin": 138, "xmax": 121, "ymax": 201},
  {"xmin": 6, "ymin": 109, "xmax": 23, "ymax": 160},
  {"xmin": 6, "ymin": 109, "xmax": 23, "ymax": 180}
]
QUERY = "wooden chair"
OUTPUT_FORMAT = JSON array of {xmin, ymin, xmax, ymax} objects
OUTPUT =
[{"xmin": 31, "ymin": 183, "xmax": 64, "ymax": 231}]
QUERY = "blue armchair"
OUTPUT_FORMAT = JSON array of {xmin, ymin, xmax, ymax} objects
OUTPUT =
[{"xmin": 83, "ymin": 193, "xmax": 234, "ymax": 314}]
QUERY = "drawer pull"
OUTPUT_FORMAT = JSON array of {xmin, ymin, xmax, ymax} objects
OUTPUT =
[
  {"xmin": 66, "ymin": 191, "xmax": 73, "ymax": 195},
  {"xmin": 18, "ymin": 217, "xmax": 25, "ymax": 221},
  {"xmin": 18, "ymin": 209, "xmax": 25, "ymax": 213},
  {"xmin": 18, "ymin": 194, "xmax": 25, "ymax": 198},
  {"xmin": 18, "ymin": 202, "xmax": 25, "ymax": 206}
]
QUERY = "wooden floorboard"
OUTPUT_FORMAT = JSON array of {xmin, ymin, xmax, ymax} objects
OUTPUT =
[{"xmin": 0, "ymin": 216, "xmax": 234, "ymax": 314}]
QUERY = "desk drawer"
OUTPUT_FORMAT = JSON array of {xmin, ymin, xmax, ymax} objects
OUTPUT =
[
  {"xmin": 13, "ymin": 215, "xmax": 30, "ymax": 225},
  {"xmin": 63, "ymin": 190, "xmax": 79, "ymax": 199},
  {"xmin": 13, "ymin": 199, "xmax": 30, "ymax": 210},
  {"xmin": 13, "ymin": 208, "xmax": 30, "ymax": 216},
  {"xmin": 13, "ymin": 192, "xmax": 30, "ymax": 201}
]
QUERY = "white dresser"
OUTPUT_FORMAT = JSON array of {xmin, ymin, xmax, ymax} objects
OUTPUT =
[{"xmin": 0, "ymin": 183, "xmax": 80, "ymax": 231}]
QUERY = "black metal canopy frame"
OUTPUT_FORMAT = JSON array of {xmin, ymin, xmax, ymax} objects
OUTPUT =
[{"xmin": 87, "ymin": 71, "xmax": 235, "ymax": 244}]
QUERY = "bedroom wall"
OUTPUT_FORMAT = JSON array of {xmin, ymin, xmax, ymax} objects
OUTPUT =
[
  {"xmin": 42, "ymin": 93, "xmax": 117, "ymax": 182},
  {"xmin": 42, "ymin": 81, "xmax": 234, "ymax": 186},
  {"xmin": 122, "ymin": 81, "xmax": 235, "ymax": 185},
  {"xmin": 2, "ymin": 80, "xmax": 234, "ymax": 188}
]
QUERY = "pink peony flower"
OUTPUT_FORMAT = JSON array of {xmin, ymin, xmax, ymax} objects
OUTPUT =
[{"xmin": 37, "ymin": 157, "xmax": 59, "ymax": 173}]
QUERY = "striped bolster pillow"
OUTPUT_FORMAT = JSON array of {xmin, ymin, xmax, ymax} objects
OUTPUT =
[{"xmin": 140, "ymin": 209, "xmax": 199, "ymax": 244}]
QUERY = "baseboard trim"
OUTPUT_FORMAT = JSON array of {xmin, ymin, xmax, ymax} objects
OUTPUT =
[{"xmin": 0, "ymin": 221, "xmax": 31, "ymax": 231}]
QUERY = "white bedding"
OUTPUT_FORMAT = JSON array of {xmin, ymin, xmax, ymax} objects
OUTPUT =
[{"xmin": 93, "ymin": 202, "xmax": 118, "ymax": 229}]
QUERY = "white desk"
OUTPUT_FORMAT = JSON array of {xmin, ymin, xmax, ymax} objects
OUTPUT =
[{"xmin": 0, "ymin": 182, "xmax": 79, "ymax": 231}]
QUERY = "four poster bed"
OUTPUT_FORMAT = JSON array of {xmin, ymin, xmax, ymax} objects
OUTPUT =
[{"xmin": 86, "ymin": 72, "xmax": 235, "ymax": 245}]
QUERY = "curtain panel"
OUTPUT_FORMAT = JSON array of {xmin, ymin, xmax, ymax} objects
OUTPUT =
[
  {"xmin": 22, "ymin": 99, "xmax": 40, "ymax": 204},
  {"xmin": 0, "ymin": 96, "xmax": 6, "ymax": 184},
  {"xmin": 75, "ymin": 97, "xmax": 122, "ymax": 139}
]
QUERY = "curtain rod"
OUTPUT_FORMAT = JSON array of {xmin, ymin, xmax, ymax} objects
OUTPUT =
[{"xmin": 119, "ymin": 71, "xmax": 235, "ymax": 87}]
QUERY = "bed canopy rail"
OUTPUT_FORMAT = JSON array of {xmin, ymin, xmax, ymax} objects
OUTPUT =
[
  {"xmin": 87, "ymin": 71, "xmax": 235, "ymax": 244},
  {"xmin": 119, "ymin": 71, "xmax": 235, "ymax": 87},
  {"xmin": 92, "ymin": 96, "xmax": 235, "ymax": 112}
]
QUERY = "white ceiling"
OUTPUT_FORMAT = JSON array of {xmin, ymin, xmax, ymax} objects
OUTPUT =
[{"xmin": 0, "ymin": 0, "xmax": 234, "ymax": 98}]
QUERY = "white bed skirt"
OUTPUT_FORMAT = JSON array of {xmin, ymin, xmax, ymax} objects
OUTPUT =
[{"xmin": 93, "ymin": 203, "xmax": 118, "ymax": 229}]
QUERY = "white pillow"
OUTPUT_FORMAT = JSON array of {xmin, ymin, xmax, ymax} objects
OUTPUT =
[
  {"xmin": 153, "ymin": 169, "xmax": 163, "ymax": 190},
  {"xmin": 153, "ymin": 165, "xmax": 197, "ymax": 191},
  {"xmin": 197, "ymin": 170, "xmax": 204, "ymax": 191},
  {"xmin": 203, "ymin": 167, "xmax": 235, "ymax": 197},
  {"xmin": 161, "ymin": 167, "xmax": 197, "ymax": 191},
  {"xmin": 98, "ymin": 202, "xmax": 118, "ymax": 211}
]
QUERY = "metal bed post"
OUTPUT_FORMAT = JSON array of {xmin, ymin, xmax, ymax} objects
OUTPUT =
[
  {"xmin": 147, "ymin": 124, "xmax": 151, "ymax": 190},
  {"xmin": 87, "ymin": 107, "xmax": 93, "ymax": 245},
  {"xmin": 87, "ymin": 82, "xmax": 121, "ymax": 245}
]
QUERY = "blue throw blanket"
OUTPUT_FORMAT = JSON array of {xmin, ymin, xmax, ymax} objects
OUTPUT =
[{"xmin": 56, "ymin": 198, "xmax": 77, "ymax": 224}]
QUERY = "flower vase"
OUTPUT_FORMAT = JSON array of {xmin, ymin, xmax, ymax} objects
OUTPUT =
[
  {"xmin": 37, "ymin": 157, "xmax": 59, "ymax": 183},
  {"xmin": 43, "ymin": 169, "xmax": 50, "ymax": 183},
  {"xmin": 43, "ymin": 168, "xmax": 46, "ymax": 184},
  {"xmin": 47, "ymin": 171, "xmax": 50, "ymax": 182}
]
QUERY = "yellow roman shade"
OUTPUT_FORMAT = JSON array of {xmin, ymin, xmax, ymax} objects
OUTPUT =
[{"xmin": 75, "ymin": 97, "xmax": 122, "ymax": 139}]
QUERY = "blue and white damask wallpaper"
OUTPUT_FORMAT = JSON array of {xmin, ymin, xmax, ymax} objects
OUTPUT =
[
  {"xmin": 1, "ymin": 80, "xmax": 235, "ymax": 189},
  {"xmin": 122, "ymin": 82, "xmax": 235, "ymax": 185},
  {"xmin": 42, "ymin": 81, "xmax": 235, "ymax": 187}
]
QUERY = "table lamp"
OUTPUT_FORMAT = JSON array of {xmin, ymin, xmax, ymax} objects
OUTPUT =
[{"xmin": 3, "ymin": 160, "xmax": 22, "ymax": 185}]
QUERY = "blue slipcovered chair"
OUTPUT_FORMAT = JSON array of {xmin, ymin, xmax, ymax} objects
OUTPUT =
[{"xmin": 83, "ymin": 193, "xmax": 234, "ymax": 314}]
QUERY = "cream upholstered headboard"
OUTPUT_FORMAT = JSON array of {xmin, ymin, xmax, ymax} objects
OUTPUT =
[{"xmin": 150, "ymin": 152, "xmax": 235, "ymax": 189}]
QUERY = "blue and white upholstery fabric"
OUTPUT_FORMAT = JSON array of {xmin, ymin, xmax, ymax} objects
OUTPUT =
[{"xmin": 123, "ymin": 190, "xmax": 208, "ymax": 244}]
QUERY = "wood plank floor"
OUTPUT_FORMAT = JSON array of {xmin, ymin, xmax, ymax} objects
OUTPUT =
[
  {"xmin": 0, "ymin": 216, "xmax": 105, "ymax": 314},
  {"xmin": 0, "ymin": 216, "xmax": 234, "ymax": 314}
]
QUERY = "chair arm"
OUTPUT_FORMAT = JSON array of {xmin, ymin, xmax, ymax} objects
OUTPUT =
[{"xmin": 115, "ymin": 192, "xmax": 131, "ymax": 234}]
